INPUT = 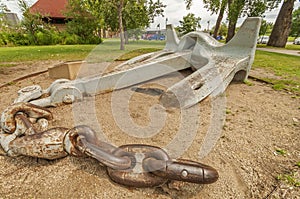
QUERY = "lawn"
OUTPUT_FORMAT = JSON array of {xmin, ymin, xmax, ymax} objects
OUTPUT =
[
  {"xmin": 0, "ymin": 39, "xmax": 165, "ymax": 63},
  {"xmin": 1, "ymin": 39, "xmax": 299, "ymax": 94},
  {"xmin": 253, "ymin": 50, "xmax": 300, "ymax": 93},
  {"xmin": 257, "ymin": 44, "xmax": 300, "ymax": 51}
]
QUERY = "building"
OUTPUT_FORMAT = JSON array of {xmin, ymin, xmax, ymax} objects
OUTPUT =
[
  {"xmin": 29, "ymin": 0, "xmax": 69, "ymax": 30},
  {"xmin": 1, "ymin": 12, "xmax": 20, "ymax": 26}
]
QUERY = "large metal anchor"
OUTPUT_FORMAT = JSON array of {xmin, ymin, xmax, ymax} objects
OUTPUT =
[
  {"xmin": 13, "ymin": 17, "xmax": 261, "ymax": 108},
  {"xmin": 0, "ymin": 103, "xmax": 218, "ymax": 187}
]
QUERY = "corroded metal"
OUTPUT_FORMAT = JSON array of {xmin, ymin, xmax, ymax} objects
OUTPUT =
[
  {"xmin": 0, "ymin": 103, "xmax": 219, "ymax": 187},
  {"xmin": 9, "ymin": 127, "xmax": 69, "ymax": 159},
  {"xmin": 143, "ymin": 158, "xmax": 219, "ymax": 184},
  {"xmin": 65, "ymin": 125, "xmax": 132, "ymax": 170},
  {"xmin": 107, "ymin": 144, "xmax": 170, "ymax": 187},
  {"xmin": 0, "ymin": 102, "xmax": 52, "ymax": 133}
]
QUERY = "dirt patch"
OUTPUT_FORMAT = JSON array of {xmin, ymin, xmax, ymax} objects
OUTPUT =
[{"xmin": 0, "ymin": 62, "xmax": 299, "ymax": 198}]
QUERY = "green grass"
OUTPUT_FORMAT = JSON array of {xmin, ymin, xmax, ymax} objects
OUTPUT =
[
  {"xmin": 276, "ymin": 172, "xmax": 300, "ymax": 187},
  {"xmin": 253, "ymin": 50, "xmax": 300, "ymax": 93},
  {"xmin": 275, "ymin": 148, "xmax": 287, "ymax": 155},
  {"xmin": 115, "ymin": 48, "xmax": 162, "ymax": 61},
  {"xmin": 0, "ymin": 45, "xmax": 96, "ymax": 62},
  {"xmin": 285, "ymin": 44, "xmax": 300, "ymax": 51},
  {"xmin": 257, "ymin": 44, "xmax": 300, "ymax": 51},
  {"xmin": 0, "ymin": 39, "xmax": 165, "ymax": 63},
  {"xmin": 243, "ymin": 80, "xmax": 254, "ymax": 86},
  {"xmin": 1, "ymin": 39, "xmax": 299, "ymax": 94},
  {"xmin": 0, "ymin": 63, "xmax": 18, "ymax": 67}
]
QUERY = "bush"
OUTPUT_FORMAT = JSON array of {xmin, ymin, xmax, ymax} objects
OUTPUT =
[
  {"xmin": 81, "ymin": 35, "xmax": 102, "ymax": 44},
  {"xmin": 61, "ymin": 33, "xmax": 80, "ymax": 45},
  {"xmin": 35, "ymin": 30, "xmax": 62, "ymax": 45},
  {"xmin": 0, "ymin": 28, "xmax": 102, "ymax": 46},
  {"xmin": 0, "ymin": 32, "xmax": 9, "ymax": 45},
  {"xmin": 7, "ymin": 32, "xmax": 31, "ymax": 46}
]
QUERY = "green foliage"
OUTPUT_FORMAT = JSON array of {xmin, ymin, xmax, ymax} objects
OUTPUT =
[
  {"xmin": 7, "ymin": 32, "xmax": 31, "ymax": 46},
  {"xmin": 212, "ymin": 22, "xmax": 227, "ymax": 37},
  {"xmin": 85, "ymin": 0, "xmax": 165, "ymax": 49},
  {"xmin": 290, "ymin": 6, "xmax": 300, "ymax": 37},
  {"xmin": 18, "ymin": 0, "xmax": 48, "ymax": 44},
  {"xmin": 178, "ymin": 13, "xmax": 201, "ymax": 35},
  {"xmin": 65, "ymin": 0, "xmax": 102, "ymax": 44},
  {"xmin": 0, "ymin": 0, "xmax": 103, "ymax": 46},
  {"xmin": 86, "ymin": 0, "xmax": 165, "ymax": 31},
  {"xmin": 259, "ymin": 20, "xmax": 273, "ymax": 36},
  {"xmin": 188, "ymin": 0, "xmax": 280, "ymax": 42}
]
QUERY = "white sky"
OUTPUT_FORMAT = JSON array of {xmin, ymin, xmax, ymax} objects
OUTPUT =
[
  {"xmin": 1, "ymin": 0, "xmax": 300, "ymax": 31},
  {"xmin": 151, "ymin": 0, "xmax": 300, "ymax": 30}
]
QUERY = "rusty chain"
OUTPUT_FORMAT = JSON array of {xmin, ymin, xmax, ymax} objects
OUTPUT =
[{"xmin": 0, "ymin": 102, "xmax": 218, "ymax": 188}]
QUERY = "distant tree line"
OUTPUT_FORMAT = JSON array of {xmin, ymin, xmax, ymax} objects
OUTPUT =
[
  {"xmin": 184, "ymin": 0, "xmax": 299, "ymax": 47},
  {"xmin": 1, "ymin": 0, "xmax": 299, "ymax": 48},
  {"xmin": 0, "ymin": 0, "xmax": 166, "ymax": 49}
]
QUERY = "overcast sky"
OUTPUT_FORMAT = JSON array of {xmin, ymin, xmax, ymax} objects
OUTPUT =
[
  {"xmin": 151, "ymin": 0, "xmax": 300, "ymax": 30},
  {"xmin": 2, "ymin": 0, "xmax": 300, "ymax": 30}
]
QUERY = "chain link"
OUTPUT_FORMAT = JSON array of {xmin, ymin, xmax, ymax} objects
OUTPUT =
[{"xmin": 0, "ymin": 102, "xmax": 218, "ymax": 187}]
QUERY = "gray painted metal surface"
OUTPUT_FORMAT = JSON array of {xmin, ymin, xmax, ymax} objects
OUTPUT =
[{"xmin": 13, "ymin": 17, "xmax": 261, "ymax": 108}]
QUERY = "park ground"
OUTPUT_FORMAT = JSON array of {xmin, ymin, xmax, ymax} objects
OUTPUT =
[{"xmin": 0, "ymin": 40, "xmax": 299, "ymax": 198}]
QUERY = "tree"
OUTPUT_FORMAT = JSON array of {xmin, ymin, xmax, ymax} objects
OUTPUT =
[
  {"xmin": 18, "ymin": 0, "xmax": 46, "ymax": 44},
  {"xmin": 290, "ymin": 6, "xmax": 300, "ymax": 38},
  {"xmin": 0, "ymin": 3, "xmax": 8, "ymax": 29},
  {"xmin": 212, "ymin": 0, "xmax": 227, "ymax": 38},
  {"xmin": 178, "ymin": 13, "xmax": 201, "ymax": 35},
  {"xmin": 212, "ymin": 22, "xmax": 227, "ymax": 37},
  {"xmin": 185, "ymin": 0, "xmax": 226, "ymax": 38},
  {"xmin": 122, "ymin": 0, "xmax": 165, "ymax": 44},
  {"xmin": 65, "ymin": 0, "xmax": 102, "ymax": 44},
  {"xmin": 267, "ymin": 0, "xmax": 296, "ymax": 47},
  {"xmin": 85, "ymin": 0, "xmax": 165, "ymax": 50},
  {"xmin": 226, "ymin": 0, "xmax": 244, "ymax": 42},
  {"xmin": 259, "ymin": 20, "xmax": 273, "ymax": 36},
  {"xmin": 185, "ymin": 0, "xmax": 280, "ymax": 42}
]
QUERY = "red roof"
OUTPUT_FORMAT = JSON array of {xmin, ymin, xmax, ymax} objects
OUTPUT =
[{"xmin": 30, "ymin": 0, "xmax": 68, "ymax": 18}]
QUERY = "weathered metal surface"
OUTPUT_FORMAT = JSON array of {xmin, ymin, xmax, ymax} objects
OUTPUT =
[
  {"xmin": 107, "ymin": 144, "xmax": 170, "ymax": 187},
  {"xmin": 14, "ymin": 85, "xmax": 43, "ymax": 104},
  {"xmin": 15, "ymin": 50, "xmax": 192, "ymax": 107},
  {"xmin": 13, "ymin": 17, "xmax": 261, "ymax": 108},
  {"xmin": 65, "ymin": 125, "xmax": 131, "ymax": 170},
  {"xmin": 9, "ymin": 127, "xmax": 69, "ymax": 159},
  {"xmin": 143, "ymin": 158, "xmax": 219, "ymax": 184},
  {"xmin": 0, "ymin": 103, "xmax": 219, "ymax": 187},
  {"xmin": 0, "ymin": 17, "xmax": 261, "ymax": 189},
  {"xmin": 160, "ymin": 17, "xmax": 261, "ymax": 108},
  {"xmin": 107, "ymin": 144, "xmax": 219, "ymax": 187},
  {"xmin": 1, "ymin": 102, "xmax": 52, "ymax": 133}
]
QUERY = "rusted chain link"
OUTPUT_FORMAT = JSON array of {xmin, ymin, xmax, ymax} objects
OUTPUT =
[{"xmin": 0, "ymin": 103, "xmax": 218, "ymax": 187}]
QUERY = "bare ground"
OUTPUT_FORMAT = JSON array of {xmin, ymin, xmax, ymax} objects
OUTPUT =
[{"xmin": 0, "ymin": 61, "xmax": 299, "ymax": 199}]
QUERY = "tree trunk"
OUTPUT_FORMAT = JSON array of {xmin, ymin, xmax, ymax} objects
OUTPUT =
[
  {"xmin": 118, "ymin": 0, "xmax": 125, "ymax": 50},
  {"xmin": 226, "ymin": 0, "xmax": 235, "ymax": 42},
  {"xmin": 124, "ymin": 25, "xmax": 129, "ymax": 44},
  {"xmin": 226, "ymin": 0, "xmax": 244, "ymax": 43},
  {"xmin": 102, "ymin": 28, "xmax": 106, "ymax": 39},
  {"xmin": 213, "ymin": 0, "xmax": 227, "ymax": 38},
  {"xmin": 226, "ymin": 20, "xmax": 237, "ymax": 42},
  {"xmin": 267, "ymin": 0, "xmax": 295, "ymax": 47}
]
